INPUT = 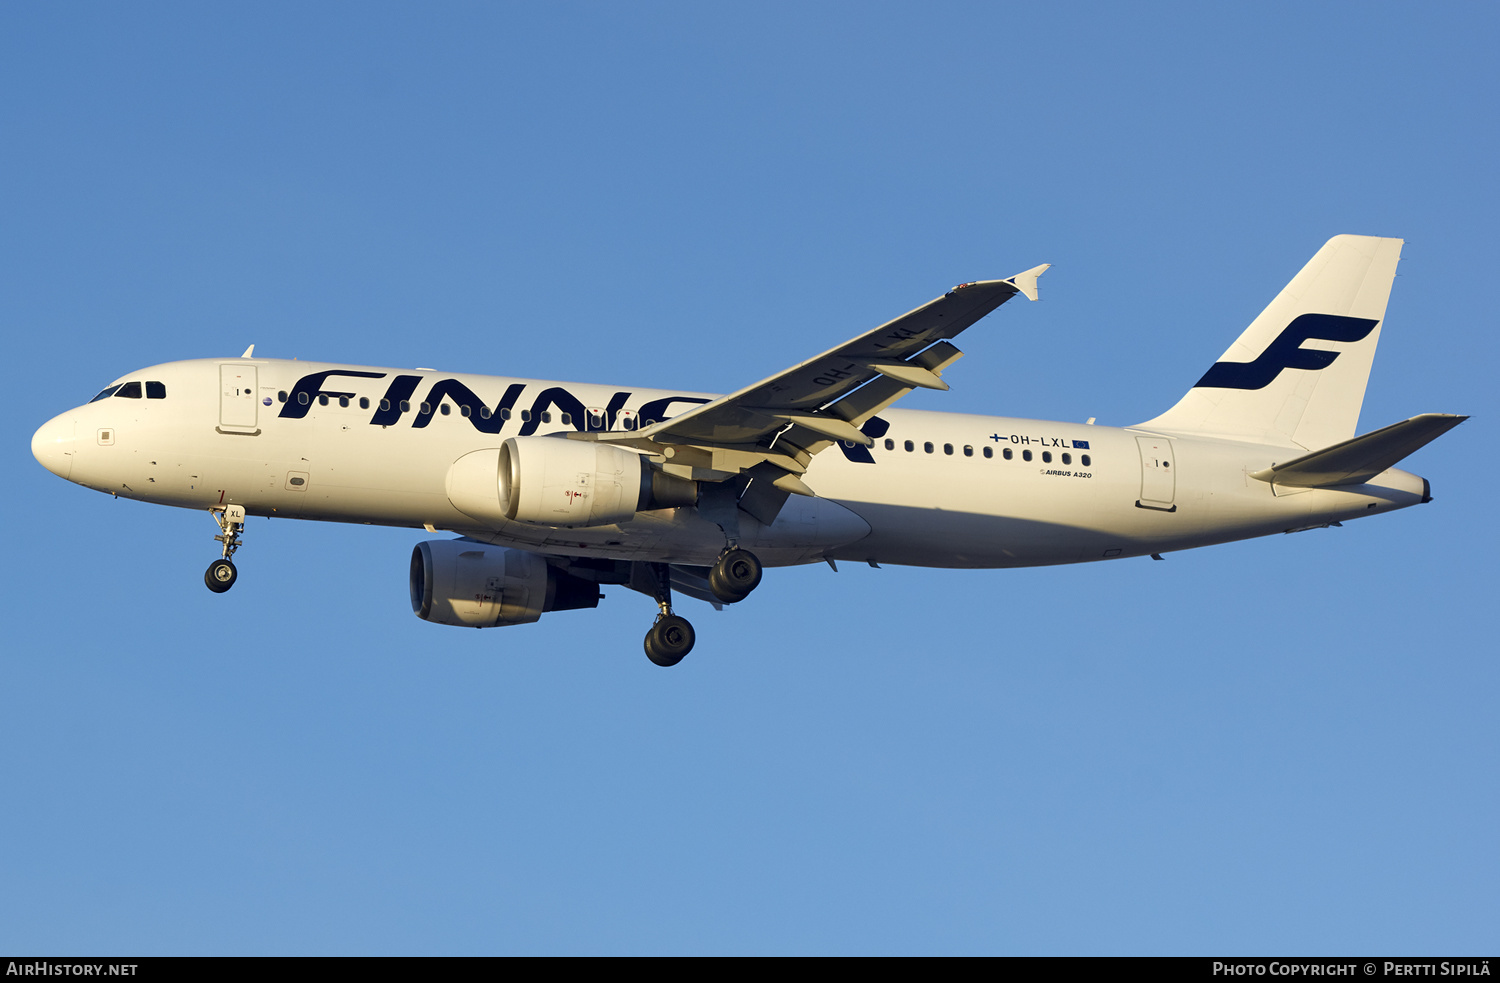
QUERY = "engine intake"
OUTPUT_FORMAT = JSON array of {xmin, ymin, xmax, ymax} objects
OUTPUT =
[{"xmin": 409, "ymin": 539, "xmax": 601, "ymax": 628}]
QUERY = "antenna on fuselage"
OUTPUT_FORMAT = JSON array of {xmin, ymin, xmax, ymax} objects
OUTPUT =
[{"xmin": 240, "ymin": 345, "xmax": 255, "ymax": 358}]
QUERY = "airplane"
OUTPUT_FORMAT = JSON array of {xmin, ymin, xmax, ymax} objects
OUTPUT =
[{"xmin": 30, "ymin": 234, "xmax": 1466, "ymax": 667}]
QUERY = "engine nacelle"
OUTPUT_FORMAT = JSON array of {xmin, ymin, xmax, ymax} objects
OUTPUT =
[
  {"xmin": 409, "ymin": 539, "xmax": 601, "ymax": 628},
  {"xmin": 446, "ymin": 436, "xmax": 696, "ymax": 528}
]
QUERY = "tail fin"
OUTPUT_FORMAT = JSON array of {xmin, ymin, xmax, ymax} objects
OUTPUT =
[{"xmin": 1137, "ymin": 235, "xmax": 1404, "ymax": 450}]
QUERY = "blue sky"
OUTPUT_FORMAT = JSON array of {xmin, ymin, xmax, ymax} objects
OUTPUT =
[{"xmin": 3, "ymin": 2, "xmax": 1496, "ymax": 955}]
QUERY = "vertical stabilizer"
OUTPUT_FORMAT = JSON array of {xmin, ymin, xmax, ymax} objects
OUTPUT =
[{"xmin": 1137, "ymin": 235, "xmax": 1403, "ymax": 450}]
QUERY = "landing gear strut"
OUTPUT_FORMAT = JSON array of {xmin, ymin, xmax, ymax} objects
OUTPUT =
[
  {"xmin": 636, "ymin": 562, "xmax": 696, "ymax": 667},
  {"xmin": 709, "ymin": 547, "xmax": 762, "ymax": 603},
  {"xmin": 205, "ymin": 505, "xmax": 246, "ymax": 594}
]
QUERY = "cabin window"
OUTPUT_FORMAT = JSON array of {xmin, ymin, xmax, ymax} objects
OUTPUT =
[
  {"xmin": 278, "ymin": 391, "xmax": 288, "ymax": 403},
  {"xmin": 379, "ymin": 399, "xmax": 390, "ymax": 411},
  {"xmin": 983, "ymin": 446, "xmax": 993, "ymax": 459},
  {"xmin": 1082, "ymin": 454, "xmax": 1091, "ymax": 467},
  {"xmin": 541, "ymin": 412, "xmax": 552, "ymax": 423},
  {"xmin": 419, "ymin": 402, "xmax": 431, "ymax": 415},
  {"xmin": 317, "ymin": 394, "xmax": 329, "ymax": 406},
  {"xmin": 1042, "ymin": 451, "xmax": 1052, "ymax": 463},
  {"xmin": 479, "ymin": 406, "xmax": 491, "ymax": 419},
  {"xmin": 90, "ymin": 386, "xmax": 121, "ymax": 403},
  {"xmin": 923, "ymin": 442, "xmax": 934, "ymax": 454},
  {"xmin": 500, "ymin": 408, "xmax": 511, "ymax": 420},
  {"xmin": 460, "ymin": 405, "xmax": 471, "ymax": 418},
  {"xmin": 115, "ymin": 382, "xmax": 142, "ymax": 399},
  {"xmin": 146, "ymin": 382, "xmax": 166, "ymax": 399},
  {"xmin": 1003, "ymin": 447, "xmax": 1013, "ymax": 460},
  {"xmin": 359, "ymin": 397, "xmax": 369, "ymax": 410},
  {"xmin": 963, "ymin": 445, "xmax": 973, "ymax": 457},
  {"xmin": 904, "ymin": 440, "xmax": 914, "ymax": 452},
  {"xmin": 439, "ymin": 403, "xmax": 451, "ymax": 415},
  {"xmin": 560, "ymin": 412, "xmax": 571, "ymax": 426},
  {"xmin": 339, "ymin": 396, "xmax": 350, "ymax": 408},
  {"xmin": 520, "ymin": 410, "xmax": 531, "ymax": 422},
  {"xmin": 588, "ymin": 411, "xmax": 604, "ymax": 429},
  {"xmin": 399, "ymin": 400, "xmax": 410, "ymax": 412},
  {"xmin": 299, "ymin": 392, "xmax": 311, "ymax": 405},
  {"xmin": 884, "ymin": 438, "xmax": 895, "ymax": 450},
  {"xmin": 1023, "ymin": 449, "xmax": 1032, "ymax": 462},
  {"xmin": 1062, "ymin": 452, "xmax": 1071, "ymax": 465},
  {"xmin": 943, "ymin": 443, "xmax": 953, "ymax": 456}
]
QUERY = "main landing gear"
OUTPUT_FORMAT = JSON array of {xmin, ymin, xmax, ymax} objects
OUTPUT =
[
  {"xmin": 204, "ymin": 505, "xmax": 246, "ymax": 594},
  {"xmin": 634, "ymin": 548, "xmax": 763, "ymax": 667},
  {"xmin": 645, "ymin": 613, "xmax": 696, "ymax": 668},
  {"xmin": 708, "ymin": 547, "xmax": 762, "ymax": 603},
  {"xmin": 637, "ymin": 562, "xmax": 695, "ymax": 667}
]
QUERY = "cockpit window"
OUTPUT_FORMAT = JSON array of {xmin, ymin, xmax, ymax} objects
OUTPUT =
[
  {"xmin": 114, "ymin": 382, "xmax": 142, "ymax": 399},
  {"xmin": 146, "ymin": 381, "xmax": 166, "ymax": 399},
  {"xmin": 89, "ymin": 385, "xmax": 122, "ymax": 403}
]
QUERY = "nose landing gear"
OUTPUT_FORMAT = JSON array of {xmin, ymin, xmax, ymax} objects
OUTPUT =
[{"xmin": 204, "ymin": 505, "xmax": 246, "ymax": 593}]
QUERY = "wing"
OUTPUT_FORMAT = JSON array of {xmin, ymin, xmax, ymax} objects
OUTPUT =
[{"xmin": 576, "ymin": 264, "xmax": 1049, "ymax": 522}]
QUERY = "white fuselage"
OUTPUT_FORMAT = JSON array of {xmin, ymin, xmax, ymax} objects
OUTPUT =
[{"xmin": 32, "ymin": 356, "xmax": 1430, "ymax": 569}]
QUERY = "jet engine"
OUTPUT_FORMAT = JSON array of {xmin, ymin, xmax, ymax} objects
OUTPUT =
[
  {"xmin": 409, "ymin": 539, "xmax": 601, "ymax": 628},
  {"xmin": 446, "ymin": 437, "xmax": 697, "ymax": 528}
]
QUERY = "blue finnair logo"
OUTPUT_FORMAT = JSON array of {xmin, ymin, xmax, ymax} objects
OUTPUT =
[
  {"xmin": 837, "ymin": 416, "xmax": 890, "ymax": 464},
  {"xmin": 1194, "ymin": 313, "xmax": 1379, "ymax": 391},
  {"xmin": 276, "ymin": 370, "xmax": 712, "ymax": 435}
]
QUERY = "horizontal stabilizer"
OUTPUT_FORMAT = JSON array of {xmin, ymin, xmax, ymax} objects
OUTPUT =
[{"xmin": 1250, "ymin": 413, "xmax": 1467, "ymax": 488}]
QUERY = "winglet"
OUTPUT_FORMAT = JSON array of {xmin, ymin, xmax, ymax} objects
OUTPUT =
[
  {"xmin": 1005, "ymin": 264, "xmax": 1050, "ymax": 302},
  {"xmin": 240, "ymin": 344, "xmax": 256, "ymax": 359}
]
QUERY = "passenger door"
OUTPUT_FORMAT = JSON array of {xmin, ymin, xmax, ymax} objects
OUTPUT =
[
  {"xmin": 219, "ymin": 364, "xmax": 258, "ymax": 431},
  {"xmin": 1135, "ymin": 435, "xmax": 1176, "ymax": 511}
]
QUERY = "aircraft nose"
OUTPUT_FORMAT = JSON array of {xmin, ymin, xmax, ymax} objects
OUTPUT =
[{"xmin": 32, "ymin": 413, "xmax": 77, "ymax": 480}]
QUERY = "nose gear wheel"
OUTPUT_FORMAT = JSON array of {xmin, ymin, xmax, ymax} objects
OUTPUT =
[{"xmin": 205, "ymin": 558, "xmax": 238, "ymax": 592}]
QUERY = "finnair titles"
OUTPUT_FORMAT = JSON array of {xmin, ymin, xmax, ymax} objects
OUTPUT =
[{"xmin": 32, "ymin": 235, "xmax": 1465, "ymax": 666}]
